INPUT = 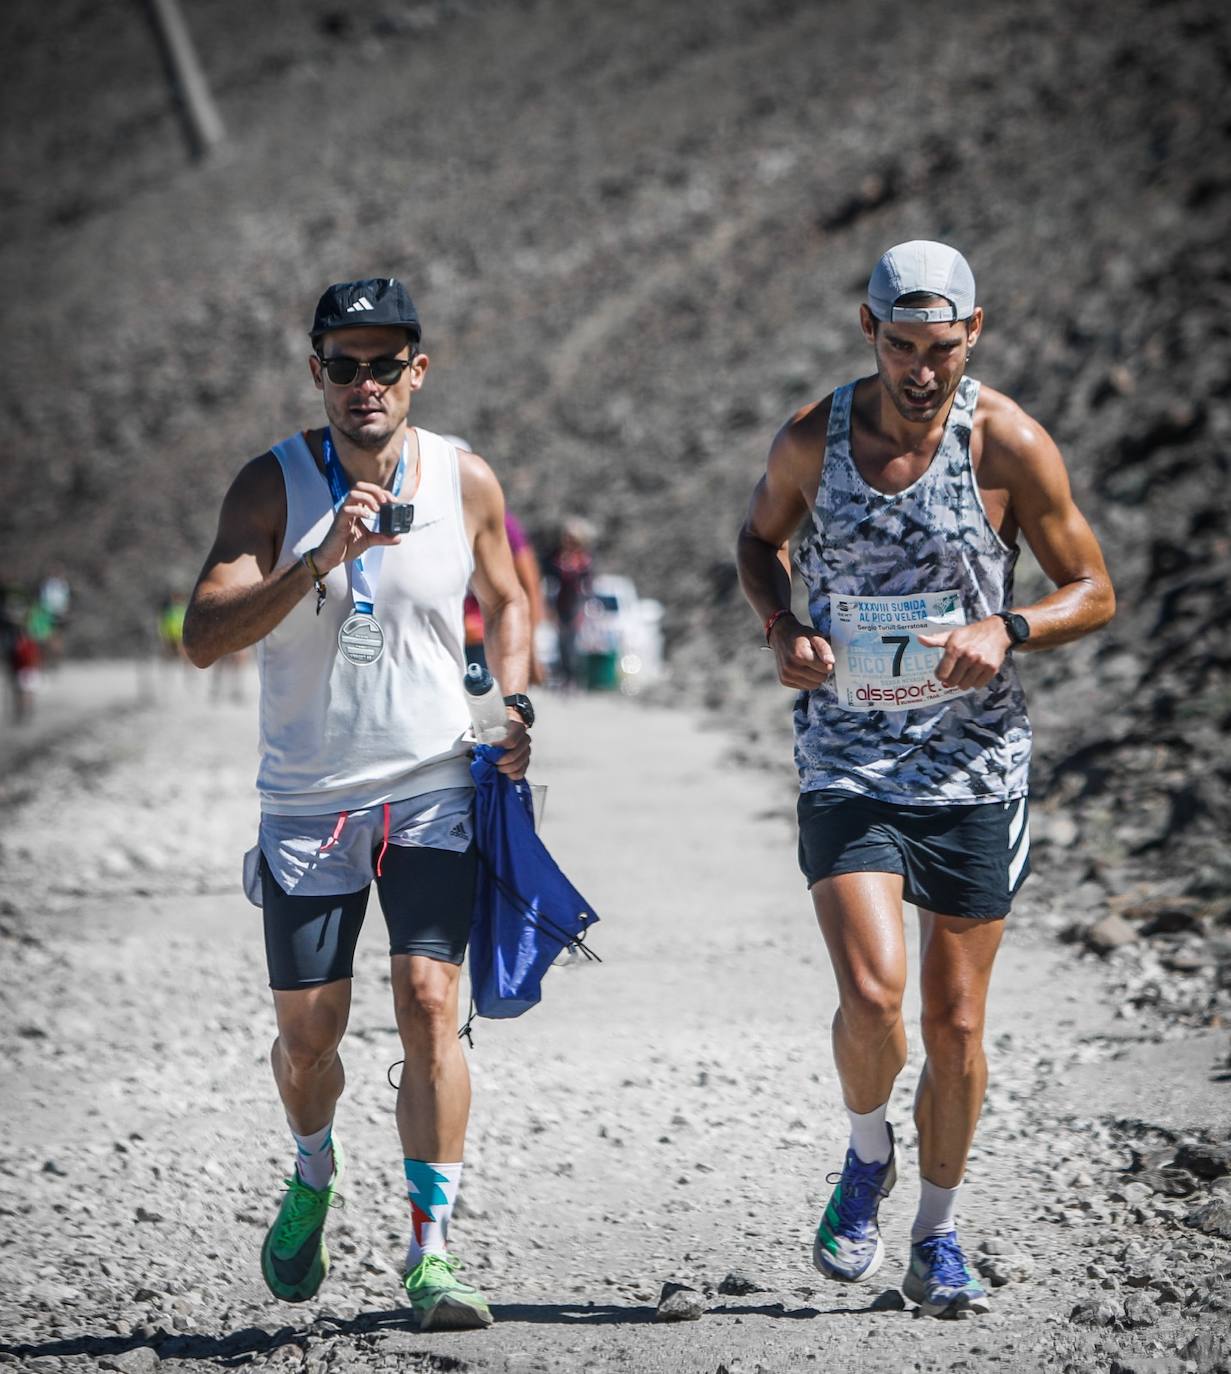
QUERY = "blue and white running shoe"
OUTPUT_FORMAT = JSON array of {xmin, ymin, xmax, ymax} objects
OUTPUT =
[
  {"xmin": 903, "ymin": 1231, "xmax": 991, "ymax": 1317},
  {"xmin": 812, "ymin": 1126, "xmax": 896, "ymax": 1282}
]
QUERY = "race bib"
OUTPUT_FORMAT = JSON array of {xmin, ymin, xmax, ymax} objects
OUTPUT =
[{"xmin": 829, "ymin": 590, "xmax": 969, "ymax": 712}]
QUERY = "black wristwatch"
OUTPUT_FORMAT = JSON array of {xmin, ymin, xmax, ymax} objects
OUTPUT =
[
  {"xmin": 995, "ymin": 611, "xmax": 1031, "ymax": 647},
  {"xmin": 503, "ymin": 693, "xmax": 535, "ymax": 727}
]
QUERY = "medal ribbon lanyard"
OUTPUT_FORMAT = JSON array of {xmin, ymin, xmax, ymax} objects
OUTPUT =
[{"xmin": 321, "ymin": 429, "xmax": 408, "ymax": 615}]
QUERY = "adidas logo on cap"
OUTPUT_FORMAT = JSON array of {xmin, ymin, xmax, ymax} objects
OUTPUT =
[{"xmin": 310, "ymin": 278, "xmax": 421, "ymax": 342}]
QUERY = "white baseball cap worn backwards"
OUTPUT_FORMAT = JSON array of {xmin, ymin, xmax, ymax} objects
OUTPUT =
[{"xmin": 867, "ymin": 240, "xmax": 977, "ymax": 323}]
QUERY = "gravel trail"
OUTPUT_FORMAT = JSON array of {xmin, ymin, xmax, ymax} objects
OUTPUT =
[{"xmin": 1, "ymin": 667, "xmax": 1228, "ymax": 1373}]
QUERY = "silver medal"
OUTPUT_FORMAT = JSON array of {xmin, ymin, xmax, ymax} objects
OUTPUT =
[{"xmin": 338, "ymin": 613, "xmax": 385, "ymax": 666}]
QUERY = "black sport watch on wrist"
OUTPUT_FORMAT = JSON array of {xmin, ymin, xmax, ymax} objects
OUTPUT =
[
  {"xmin": 995, "ymin": 611, "xmax": 1031, "ymax": 647},
  {"xmin": 503, "ymin": 693, "xmax": 535, "ymax": 728}
]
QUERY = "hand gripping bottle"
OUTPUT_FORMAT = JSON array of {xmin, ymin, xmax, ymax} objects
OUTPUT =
[{"xmin": 463, "ymin": 662, "xmax": 509, "ymax": 744}]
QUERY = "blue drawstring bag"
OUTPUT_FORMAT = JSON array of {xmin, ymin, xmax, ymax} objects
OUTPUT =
[{"xmin": 467, "ymin": 744, "xmax": 600, "ymax": 1021}]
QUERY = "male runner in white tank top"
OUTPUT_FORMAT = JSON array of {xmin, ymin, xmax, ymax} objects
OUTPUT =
[
  {"xmin": 184, "ymin": 277, "xmax": 533, "ymax": 1331},
  {"xmin": 736, "ymin": 242, "xmax": 1114, "ymax": 1317}
]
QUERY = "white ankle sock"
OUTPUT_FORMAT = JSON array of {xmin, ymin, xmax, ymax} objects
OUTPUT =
[
  {"xmin": 911, "ymin": 1177, "xmax": 961, "ymax": 1241},
  {"xmin": 846, "ymin": 1102, "xmax": 892, "ymax": 1164},
  {"xmin": 290, "ymin": 1121, "xmax": 335, "ymax": 1191},
  {"xmin": 404, "ymin": 1159, "xmax": 463, "ymax": 1271}
]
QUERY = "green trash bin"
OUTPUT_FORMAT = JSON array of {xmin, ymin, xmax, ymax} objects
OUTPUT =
[{"xmin": 584, "ymin": 650, "xmax": 620, "ymax": 691}]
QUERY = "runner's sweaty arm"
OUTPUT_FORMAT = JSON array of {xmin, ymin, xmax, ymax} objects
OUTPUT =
[
  {"xmin": 737, "ymin": 399, "xmax": 836, "ymax": 689},
  {"xmin": 917, "ymin": 394, "xmax": 1115, "ymax": 690}
]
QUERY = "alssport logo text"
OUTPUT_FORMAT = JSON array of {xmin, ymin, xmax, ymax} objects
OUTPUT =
[{"xmin": 850, "ymin": 677, "xmax": 952, "ymax": 707}]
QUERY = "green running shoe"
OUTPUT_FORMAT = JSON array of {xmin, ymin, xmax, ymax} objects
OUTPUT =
[
  {"xmin": 260, "ymin": 1136, "xmax": 345, "ymax": 1303},
  {"xmin": 402, "ymin": 1253, "xmax": 493, "ymax": 1331},
  {"xmin": 813, "ymin": 1125, "xmax": 897, "ymax": 1283}
]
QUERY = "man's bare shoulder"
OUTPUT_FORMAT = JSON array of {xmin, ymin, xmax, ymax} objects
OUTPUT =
[
  {"xmin": 773, "ymin": 394, "xmax": 835, "ymax": 473},
  {"xmin": 224, "ymin": 449, "xmax": 286, "ymax": 515},
  {"xmin": 977, "ymin": 385, "xmax": 1059, "ymax": 473},
  {"xmin": 780, "ymin": 394, "xmax": 834, "ymax": 442},
  {"xmin": 234, "ymin": 448, "xmax": 283, "ymax": 488},
  {"xmin": 456, "ymin": 444, "xmax": 498, "ymax": 488},
  {"xmin": 455, "ymin": 445, "xmax": 504, "ymax": 514}
]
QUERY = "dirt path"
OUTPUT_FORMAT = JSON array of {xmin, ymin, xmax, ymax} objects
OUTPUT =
[{"xmin": 1, "ymin": 668, "xmax": 1228, "ymax": 1373}]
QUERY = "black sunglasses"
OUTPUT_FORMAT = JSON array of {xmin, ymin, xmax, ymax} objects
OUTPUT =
[{"xmin": 317, "ymin": 354, "xmax": 416, "ymax": 386}]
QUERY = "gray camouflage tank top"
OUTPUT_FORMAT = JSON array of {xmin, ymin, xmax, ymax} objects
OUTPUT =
[{"xmin": 793, "ymin": 376, "xmax": 1031, "ymax": 804}]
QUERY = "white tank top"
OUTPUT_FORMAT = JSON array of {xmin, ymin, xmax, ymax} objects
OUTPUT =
[{"xmin": 255, "ymin": 428, "xmax": 475, "ymax": 815}]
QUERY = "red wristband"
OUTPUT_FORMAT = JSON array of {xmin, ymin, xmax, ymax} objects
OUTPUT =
[{"xmin": 764, "ymin": 609, "xmax": 791, "ymax": 644}]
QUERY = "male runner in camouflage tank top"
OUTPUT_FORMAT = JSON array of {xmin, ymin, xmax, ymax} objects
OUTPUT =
[{"xmin": 736, "ymin": 241, "xmax": 1114, "ymax": 1318}]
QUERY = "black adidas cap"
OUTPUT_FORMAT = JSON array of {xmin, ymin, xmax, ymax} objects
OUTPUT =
[{"xmin": 310, "ymin": 277, "xmax": 421, "ymax": 344}]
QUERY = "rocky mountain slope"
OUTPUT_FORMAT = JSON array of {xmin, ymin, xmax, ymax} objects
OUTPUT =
[{"xmin": 2, "ymin": 0, "xmax": 1228, "ymax": 891}]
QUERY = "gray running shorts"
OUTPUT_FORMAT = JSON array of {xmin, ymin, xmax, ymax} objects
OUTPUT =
[{"xmin": 797, "ymin": 790, "xmax": 1030, "ymax": 920}]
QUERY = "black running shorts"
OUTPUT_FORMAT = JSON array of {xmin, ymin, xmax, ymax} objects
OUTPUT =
[
  {"xmin": 797, "ymin": 790, "xmax": 1030, "ymax": 920},
  {"xmin": 261, "ymin": 841, "xmax": 478, "ymax": 991}
]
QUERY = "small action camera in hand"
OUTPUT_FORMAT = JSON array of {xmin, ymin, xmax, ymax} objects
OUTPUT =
[{"xmin": 377, "ymin": 502, "xmax": 414, "ymax": 535}]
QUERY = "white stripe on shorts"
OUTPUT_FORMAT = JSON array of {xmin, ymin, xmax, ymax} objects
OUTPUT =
[{"xmin": 1008, "ymin": 800, "xmax": 1030, "ymax": 891}]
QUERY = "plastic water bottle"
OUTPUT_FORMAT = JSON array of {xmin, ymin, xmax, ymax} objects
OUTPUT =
[{"xmin": 463, "ymin": 662, "xmax": 509, "ymax": 744}]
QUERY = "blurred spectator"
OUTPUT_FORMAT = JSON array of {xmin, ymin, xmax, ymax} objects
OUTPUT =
[
  {"xmin": 158, "ymin": 591, "xmax": 188, "ymax": 662},
  {"xmin": 9, "ymin": 631, "xmax": 41, "ymax": 722},
  {"xmin": 29, "ymin": 567, "xmax": 70, "ymax": 668},
  {"xmin": 547, "ymin": 517, "xmax": 595, "ymax": 690},
  {"xmin": 24, "ymin": 597, "xmax": 56, "ymax": 652},
  {"xmin": 210, "ymin": 649, "xmax": 248, "ymax": 704},
  {"xmin": 141, "ymin": 590, "xmax": 192, "ymax": 702},
  {"xmin": 2, "ymin": 587, "xmax": 42, "ymax": 723},
  {"xmin": 38, "ymin": 567, "xmax": 71, "ymax": 622}
]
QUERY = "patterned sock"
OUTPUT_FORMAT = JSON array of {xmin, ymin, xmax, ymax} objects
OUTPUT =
[
  {"xmin": 290, "ymin": 1121, "xmax": 335, "ymax": 1191},
  {"xmin": 911, "ymin": 1177, "xmax": 961, "ymax": 1242},
  {"xmin": 846, "ymin": 1101, "xmax": 892, "ymax": 1164},
  {"xmin": 404, "ymin": 1159, "xmax": 463, "ymax": 1270}
]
